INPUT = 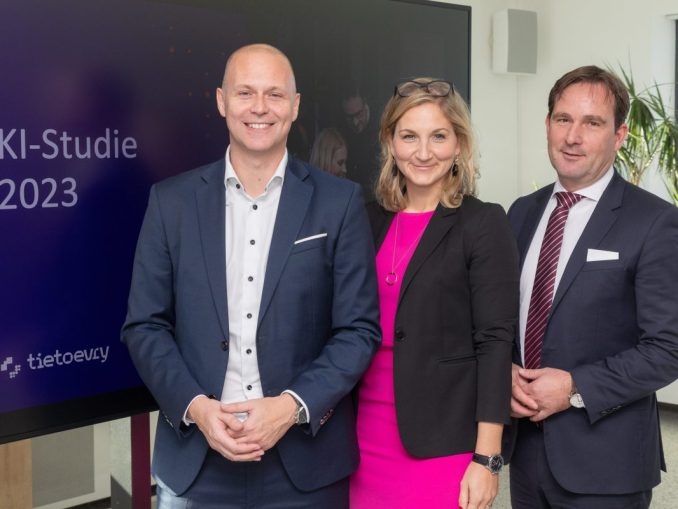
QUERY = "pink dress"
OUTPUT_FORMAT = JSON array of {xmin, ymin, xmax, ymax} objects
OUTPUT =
[{"xmin": 350, "ymin": 211, "xmax": 472, "ymax": 509}]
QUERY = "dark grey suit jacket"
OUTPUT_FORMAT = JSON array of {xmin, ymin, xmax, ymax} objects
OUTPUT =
[{"xmin": 505, "ymin": 171, "xmax": 678, "ymax": 494}]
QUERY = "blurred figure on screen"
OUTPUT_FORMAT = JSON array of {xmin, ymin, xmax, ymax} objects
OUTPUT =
[
  {"xmin": 349, "ymin": 78, "xmax": 519, "ymax": 508},
  {"xmin": 122, "ymin": 43, "xmax": 380, "ymax": 509},
  {"xmin": 342, "ymin": 89, "xmax": 371, "ymax": 135},
  {"xmin": 310, "ymin": 127, "xmax": 348, "ymax": 177},
  {"xmin": 340, "ymin": 85, "xmax": 379, "ymax": 197}
]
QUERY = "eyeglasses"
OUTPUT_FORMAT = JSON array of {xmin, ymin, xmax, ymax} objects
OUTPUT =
[{"xmin": 394, "ymin": 80, "xmax": 453, "ymax": 98}]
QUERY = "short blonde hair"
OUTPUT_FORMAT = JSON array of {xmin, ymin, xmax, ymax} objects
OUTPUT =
[
  {"xmin": 375, "ymin": 78, "xmax": 478, "ymax": 211},
  {"xmin": 309, "ymin": 128, "xmax": 346, "ymax": 176}
]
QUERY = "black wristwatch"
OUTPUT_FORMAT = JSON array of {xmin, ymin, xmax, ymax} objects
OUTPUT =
[{"xmin": 472, "ymin": 453, "xmax": 504, "ymax": 475}]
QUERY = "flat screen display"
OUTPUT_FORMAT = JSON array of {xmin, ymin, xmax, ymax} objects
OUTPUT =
[{"xmin": 0, "ymin": 0, "xmax": 470, "ymax": 443}]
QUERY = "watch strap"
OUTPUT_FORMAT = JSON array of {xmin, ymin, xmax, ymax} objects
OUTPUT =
[{"xmin": 472, "ymin": 453, "xmax": 504, "ymax": 474}]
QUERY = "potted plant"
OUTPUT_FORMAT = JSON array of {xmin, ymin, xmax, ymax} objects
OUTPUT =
[{"xmin": 614, "ymin": 65, "xmax": 678, "ymax": 205}]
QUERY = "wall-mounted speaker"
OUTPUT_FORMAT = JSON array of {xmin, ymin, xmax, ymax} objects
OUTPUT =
[{"xmin": 492, "ymin": 9, "xmax": 538, "ymax": 74}]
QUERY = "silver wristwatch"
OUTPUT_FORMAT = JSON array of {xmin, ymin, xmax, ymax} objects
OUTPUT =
[
  {"xmin": 291, "ymin": 395, "xmax": 308, "ymax": 425},
  {"xmin": 569, "ymin": 382, "xmax": 585, "ymax": 408},
  {"xmin": 569, "ymin": 391, "xmax": 585, "ymax": 408}
]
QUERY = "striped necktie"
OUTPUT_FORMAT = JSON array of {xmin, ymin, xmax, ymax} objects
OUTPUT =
[{"xmin": 523, "ymin": 191, "xmax": 583, "ymax": 369}]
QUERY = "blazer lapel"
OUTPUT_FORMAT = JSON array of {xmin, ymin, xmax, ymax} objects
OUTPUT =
[
  {"xmin": 258, "ymin": 159, "xmax": 312, "ymax": 325},
  {"xmin": 549, "ymin": 172, "xmax": 624, "ymax": 315},
  {"xmin": 373, "ymin": 207, "xmax": 395, "ymax": 249},
  {"xmin": 195, "ymin": 160, "xmax": 230, "ymax": 339},
  {"xmin": 399, "ymin": 204, "xmax": 458, "ymax": 306}
]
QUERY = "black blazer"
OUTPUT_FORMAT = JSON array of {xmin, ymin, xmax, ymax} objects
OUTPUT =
[{"xmin": 367, "ymin": 196, "xmax": 519, "ymax": 458}]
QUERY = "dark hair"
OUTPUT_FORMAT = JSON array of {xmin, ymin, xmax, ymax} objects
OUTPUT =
[
  {"xmin": 548, "ymin": 65, "xmax": 629, "ymax": 129},
  {"xmin": 340, "ymin": 80, "xmax": 364, "ymax": 103}
]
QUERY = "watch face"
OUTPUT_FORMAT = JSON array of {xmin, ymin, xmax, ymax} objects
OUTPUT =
[
  {"xmin": 570, "ymin": 393, "xmax": 585, "ymax": 408},
  {"xmin": 488, "ymin": 455, "xmax": 504, "ymax": 474},
  {"xmin": 296, "ymin": 406, "xmax": 308, "ymax": 424}
]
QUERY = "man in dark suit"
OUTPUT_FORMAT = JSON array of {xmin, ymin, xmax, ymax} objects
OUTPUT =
[
  {"xmin": 122, "ymin": 43, "xmax": 380, "ymax": 508},
  {"xmin": 506, "ymin": 65, "xmax": 678, "ymax": 508}
]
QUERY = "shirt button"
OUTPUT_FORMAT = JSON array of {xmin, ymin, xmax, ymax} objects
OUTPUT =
[
  {"xmin": 246, "ymin": 348, "xmax": 252, "ymax": 355},
  {"xmin": 248, "ymin": 276, "xmax": 254, "ymax": 282},
  {"xmin": 250, "ymin": 239, "xmax": 255, "ymax": 245},
  {"xmin": 246, "ymin": 313, "xmax": 252, "ymax": 319},
  {"xmin": 246, "ymin": 385, "xmax": 252, "ymax": 391},
  {"xmin": 394, "ymin": 328, "xmax": 406, "ymax": 342},
  {"xmin": 252, "ymin": 204, "xmax": 258, "ymax": 210},
  {"xmin": 220, "ymin": 340, "xmax": 229, "ymax": 350},
  {"xmin": 235, "ymin": 183, "xmax": 241, "ymax": 189}
]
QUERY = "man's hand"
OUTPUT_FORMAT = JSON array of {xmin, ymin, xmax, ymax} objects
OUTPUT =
[
  {"xmin": 519, "ymin": 367, "xmax": 572, "ymax": 421},
  {"xmin": 187, "ymin": 396, "xmax": 264, "ymax": 462},
  {"xmin": 221, "ymin": 394, "xmax": 297, "ymax": 451},
  {"xmin": 458, "ymin": 461, "xmax": 498, "ymax": 509},
  {"xmin": 510, "ymin": 363, "xmax": 539, "ymax": 418}
]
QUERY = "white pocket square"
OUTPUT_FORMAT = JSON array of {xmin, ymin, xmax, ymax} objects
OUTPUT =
[
  {"xmin": 586, "ymin": 248, "xmax": 619, "ymax": 262},
  {"xmin": 294, "ymin": 233, "xmax": 327, "ymax": 245}
]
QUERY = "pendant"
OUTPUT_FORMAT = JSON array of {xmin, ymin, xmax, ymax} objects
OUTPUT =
[{"xmin": 385, "ymin": 272, "xmax": 398, "ymax": 286}]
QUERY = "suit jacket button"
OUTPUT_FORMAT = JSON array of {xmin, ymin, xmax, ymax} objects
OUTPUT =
[
  {"xmin": 220, "ymin": 340, "xmax": 229, "ymax": 350},
  {"xmin": 319, "ymin": 408, "xmax": 334, "ymax": 426},
  {"xmin": 394, "ymin": 328, "xmax": 405, "ymax": 342}
]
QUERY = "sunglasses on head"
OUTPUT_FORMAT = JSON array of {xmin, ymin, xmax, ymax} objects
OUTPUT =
[{"xmin": 393, "ymin": 80, "xmax": 453, "ymax": 97}]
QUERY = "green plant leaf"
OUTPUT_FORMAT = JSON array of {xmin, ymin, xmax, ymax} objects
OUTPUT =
[{"xmin": 612, "ymin": 64, "xmax": 678, "ymax": 201}]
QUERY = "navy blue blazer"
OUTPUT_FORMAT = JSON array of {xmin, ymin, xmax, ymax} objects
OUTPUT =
[
  {"xmin": 505, "ymin": 171, "xmax": 678, "ymax": 494},
  {"xmin": 122, "ymin": 157, "xmax": 380, "ymax": 495}
]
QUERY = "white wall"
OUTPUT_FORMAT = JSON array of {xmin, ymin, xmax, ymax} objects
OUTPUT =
[
  {"xmin": 446, "ymin": 0, "xmax": 678, "ymax": 403},
  {"xmin": 435, "ymin": 0, "xmax": 534, "ymax": 208},
  {"xmin": 440, "ymin": 0, "xmax": 676, "ymax": 208},
  {"xmin": 515, "ymin": 0, "xmax": 676, "ymax": 201}
]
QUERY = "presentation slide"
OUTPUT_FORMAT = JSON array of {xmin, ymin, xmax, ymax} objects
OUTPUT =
[{"xmin": 0, "ymin": 0, "xmax": 470, "ymax": 442}]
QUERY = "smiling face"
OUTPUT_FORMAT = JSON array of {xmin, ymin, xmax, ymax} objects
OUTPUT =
[
  {"xmin": 389, "ymin": 102, "xmax": 459, "ymax": 203},
  {"xmin": 546, "ymin": 82, "xmax": 627, "ymax": 191},
  {"xmin": 216, "ymin": 46, "xmax": 300, "ymax": 164}
]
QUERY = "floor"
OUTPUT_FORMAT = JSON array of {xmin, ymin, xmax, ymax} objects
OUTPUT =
[{"xmin": 80, "ymin": 406, "xmax": 678, "ymax": 508}]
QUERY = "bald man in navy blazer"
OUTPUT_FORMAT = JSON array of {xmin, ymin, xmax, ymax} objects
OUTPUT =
[
  {"xmin": 122, "ymin": 44, "xmax": 380, "ymax": 508},
  {"xmin": 505, "ymin": 66, "xmax": 678, "ymax": 508}
]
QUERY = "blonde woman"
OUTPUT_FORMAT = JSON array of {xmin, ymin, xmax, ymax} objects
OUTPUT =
[
  {"xmin": 309, "ymin": 127, "xmax": 348, "ymax": 177},
  {"xmin": 350, "ymin": 79, "xmax": 519, "ymax": 509}
]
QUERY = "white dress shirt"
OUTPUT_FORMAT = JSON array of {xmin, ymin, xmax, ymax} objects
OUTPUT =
[
  {"xmin": 184, "ymin": 147, "xmax": 307, "ymax": 423},
  {"xmin": 519, "ymin": 167, "xmax": 614, "ymax": 365},
  {"xmin": 221, "ymin": 146, "xmax": 285, "ymax": 404}
]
